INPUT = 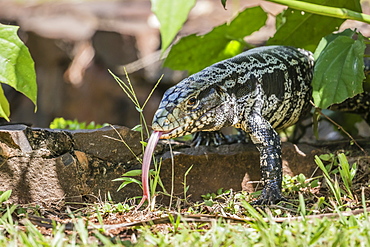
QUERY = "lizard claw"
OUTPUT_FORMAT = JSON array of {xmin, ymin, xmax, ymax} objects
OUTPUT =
[
  {"xmin": 251, "ymin": 183, "xmax": 287, "ymax": 205},
  {"xmin": 251, "ymin": 195, "xmax": 288, "ymax": 206},
  {"xmin": 191, "ymin": 131, "xmax": 227, "ymax": 147}
]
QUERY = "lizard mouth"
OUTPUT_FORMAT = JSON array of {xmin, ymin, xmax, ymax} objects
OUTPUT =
[
  {"xmin": 152, "ymin": 115, "xmax": 196, "ymax": 139},
  {"xmin": 152, "ymin": 124, "xmax": 190, "ymax": 139},
  {"xmin": 156, "ymin": 128, "xmax": 180, "ymax": 139}
]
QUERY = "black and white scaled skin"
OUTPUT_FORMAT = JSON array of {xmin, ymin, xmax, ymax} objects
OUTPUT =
[{"xmin": 152, "ymin": 45, "xmax": 314, "ymax": 205}]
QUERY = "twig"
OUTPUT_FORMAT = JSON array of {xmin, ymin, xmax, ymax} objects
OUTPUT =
[
  {"xmin": 26, "ymin": 207, "xmax": 370, "ymax": 231},
  {"xmin": 310, "ymin": 101, "xmax": 368, "ymax": 155}
]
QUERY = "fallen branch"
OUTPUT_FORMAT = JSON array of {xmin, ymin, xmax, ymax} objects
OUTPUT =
[{"xmin": 26, "ymin": 206, "xmax": 370, "ymax": 232}]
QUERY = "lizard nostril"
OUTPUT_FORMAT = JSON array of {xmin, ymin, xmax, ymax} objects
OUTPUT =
[{"xmin": 165, "ymin": 104, "xmax": 176, "ymax": 112}]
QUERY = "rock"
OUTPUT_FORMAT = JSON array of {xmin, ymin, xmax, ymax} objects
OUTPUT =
[
  {"xmin": 0, "ymin": 125, "xmax": 32, "ymax": 156},
  {"xmin": 70, "ymin": 125, "xmax": 142, "ymax": 163},
  {"xmin": 0, "ymin": 125, "xmax": 143, "ymax": 205},
  {"xmin": 25, "ymin": 127, "xmax": 73, "ymax": 157},
  {"xmin": 0, "ymin": 150, "xmax": 84, "ymax": 205},
  {"xmin": 156, "ymin": 142, "xmax": 323, "ymax": 201}
]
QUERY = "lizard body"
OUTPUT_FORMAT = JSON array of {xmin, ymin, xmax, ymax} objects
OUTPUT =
[{"xmin": 152, "ymin": 46, "xmax": 314, "ymax": 204}]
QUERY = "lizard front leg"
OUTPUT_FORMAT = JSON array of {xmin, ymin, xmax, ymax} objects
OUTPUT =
[{"xmin": 242, "ymin": 112, "xmax": 284, "ymax": 205}]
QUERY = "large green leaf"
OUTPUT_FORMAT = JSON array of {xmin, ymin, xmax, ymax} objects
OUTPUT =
[
  {"xmin": 164, "ymin": 6, "xmax": 267, "ymax": 74},
  {"xmin": 313, "ymin": 28, "xmax": 356, "ymax": 60},
  {"xmin": 151, "ymin": 0, "xmax": 196, "ymax": 52},
  {"xmin": 0, "ymin": 24, "xmax": 37, "ymax": 113},
  {"xmin": 312, "ymin": 30, "xmax": 365, "ymax": 109},
  {"xmin": 267, "ymin": 0, "xmax": 362, "ymax": 51}
]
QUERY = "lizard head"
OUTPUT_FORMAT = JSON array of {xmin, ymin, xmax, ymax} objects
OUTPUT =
[{"xmin": 152, "ymin": 74, "xmax": 237, "ymax": 139}]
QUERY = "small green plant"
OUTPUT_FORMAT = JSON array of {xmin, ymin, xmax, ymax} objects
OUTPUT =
[
  {"xmin": 98, "ymin": 201, "xmax": 133, "ymax": 215},
  {"xmin": 201, "ymin": 188, "xmax": 231, "ymax": 207},
  {"xmin": 49, "ymin": 117, "xmax": 108, "ymax": 130},
  {"xmin": 110, "ymin": 70, "xmax": 170, "ymax": 208},
  {"xmin": 201, "ymin": 188, "xmax": 227, "ymax": 200},
  {"xmin": 316, "ymin": 156, "xmax": 343, "ymax": 206},
  {"xmin": 113, "ymin": 169, "xmax": 142, "ymax": 192},
  {"xmin": 318, "ymin": 153, "xmax": 338, "ymax": 173},
  {"xmin": 0, "ymin": 190, "xmax": 12, "ymax": 215},
  {"xmin": 315, "ymin": 153, "xmax": 358, "ymax": 206},
  {"xmin": 109, "ymin": 70, "xmax": 162, "ymax": 144},
  {"xmin": 113, "ymin": 161, "xmax": 169, "ymax": 208},
  {"xmin": 282, "ymin": 174, "xmax": 319, "ymax": 194},
  {"xmin": 182, "ymin": 165, "xmax": 193, "ymax": 204},
  {"xmin": 337, "ymin": 153, "xmax": 357, "ymax": 199}
]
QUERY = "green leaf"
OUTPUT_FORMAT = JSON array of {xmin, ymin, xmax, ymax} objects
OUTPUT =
[
  {"xmin": 0, "ymin": 85, "xmax": 10, "ymax": 121},
  {"xmin": 312, "ymin": 32, "xmax": 365, "ymax": 109},
  {"xmin": 116, "ymin": 179, "xmax": 141, "ymax": 192},
  {"xmin": 0, "ymin": 24, "xmax": 37, "ymax": 110},
  {"xmin": 313, "ymin": 28, "xmax": 356, "ymax": 60},
  {"xmin": 0, "ymin": 190, "xmax": 12, "ymax": 203},
  {"xmin": 164, "ymin": 6, "xmax": 267, "ymax": 74},
  {"xmin": 319, "ymin": 153, "xmax": 333, "ymax": 161},
  {"xmin": 204, "ymin": 200, "xmax": 214, "ymax": 207},
  {"xmin": 267, "ymin": 0, "xmax": 362, "ymax": 51},
  {"xmin": 151, "ymin": 0, "xmax": 196, "ymax": 52},
  {"xmin": 221, "ymin": 0, "xmax": 227, "ymax": 9},
  {"xmin": 122, "ymin": 169, "xmax": 142, "ymax": 177}
]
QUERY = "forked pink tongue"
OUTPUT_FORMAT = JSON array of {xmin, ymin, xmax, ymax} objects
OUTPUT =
[{"xmin": 136, "ymin": 130, "xmax": 163, "ymax": 209}]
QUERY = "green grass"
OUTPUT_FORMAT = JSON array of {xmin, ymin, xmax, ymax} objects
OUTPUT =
[
  {"xmin": 136, "ymin": 211, "xmax": 370, "ymax": 246},
  {"xmin": 1, "ymin": 196, "xmax": 370, "ymax": 246}
]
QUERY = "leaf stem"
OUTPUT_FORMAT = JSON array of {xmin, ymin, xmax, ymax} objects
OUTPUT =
[
  {"xmin": 265, "ymin": 0, "xmax": 370, "ymax": 24},
  {"xmin": 310, "ymin": 100, "xmax": 368, "ymax": 155}
]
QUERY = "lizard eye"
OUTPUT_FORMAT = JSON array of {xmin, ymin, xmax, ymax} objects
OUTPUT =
[{"xmin": 187, "ymin": 97, "xmax": 197, "ymax": 106}]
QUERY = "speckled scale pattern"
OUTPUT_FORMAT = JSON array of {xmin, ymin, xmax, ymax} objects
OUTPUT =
[
  {"xmin": 329, "ymin": 91, "xmax": 370, "ymax": 124},
  {"xmin": 152, "ymin": 46, "xmax": 315, "ymax": 204}
]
